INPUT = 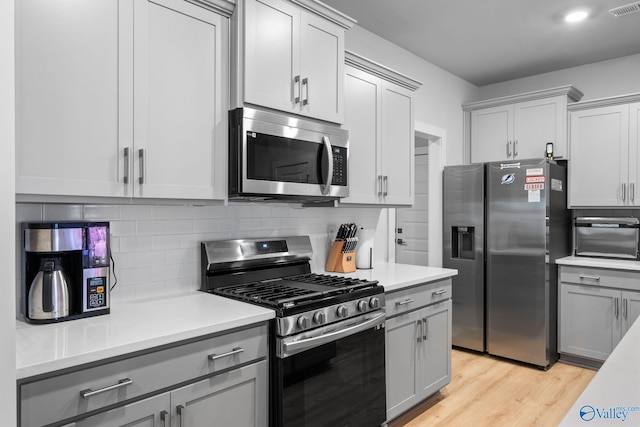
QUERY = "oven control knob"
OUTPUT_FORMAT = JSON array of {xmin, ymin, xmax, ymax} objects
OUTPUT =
[
  {"xmin": 357, "ymin": 300, "xmax": 368, "ymax": 312},
  {"xmin": 336, "ymin": 305, "xmax": 349, "ymax": 318},
  {"xmin": 297, "ymin": 316, "xmax": 310, "ymax": 329},
  {"xmin": 369, "ymin": 297, "xmax": 381, "ymax": 310},
  {"xmin": 313, "ymin": 312, "xmax": 326, "ymax": 325}
]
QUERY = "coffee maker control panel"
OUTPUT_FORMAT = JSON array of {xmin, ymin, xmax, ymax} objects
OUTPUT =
[{"xmin": 87, "ymin": 276, "xmax": 108, "ymax": 309}]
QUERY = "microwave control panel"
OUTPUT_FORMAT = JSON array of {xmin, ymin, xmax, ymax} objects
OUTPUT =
[{"xmin": 332, "ymin": 147, "xmax": 347, "ymax": 186}]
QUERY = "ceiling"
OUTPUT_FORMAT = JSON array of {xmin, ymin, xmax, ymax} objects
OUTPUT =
[{"xmin": 321, "ymin": 0, "xmax": 640, "ymax": 86}]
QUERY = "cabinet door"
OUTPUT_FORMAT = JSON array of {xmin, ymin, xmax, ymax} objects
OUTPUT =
[
  {"xmin": 133, "ymin": 0, "xmax": 227, "ymax": 200},
  {"xmin": 568, "ymin": 105, "xmax": 629, "ymax": 207},
  {"xmin": 381, "ymin": 81, "xmax": 414, "ymax": 205},
  {"xmin": 171, "ymin": 361, "xmax": 268, "ymax": 427},
  {"xmin": 385, "ymin": 310, "xmax": 421, "ymax": 421},
  {"xmin": 16, "ymin": 0, "xmax": 129, "ymax": 198},
  {"xmin": 62, "ymin": 393, "xmax": 170, "ymax": 427},
  {"xmin": 621, "ymin": 290, "xmax": 640, "ymax": 336},
  {"xmin": 629, "ymin": 103, "xmax": 640, "ymax": 204},
  {"xmin": 340, "ymin": 66, "xmax": 381, "ymax": 204},
  {"xmin": 298, "ymin": 10, "xmax": 344, "ymax": 123},
  {"xmin": 559, "ymin": 283, "xmax": 621, "ymax": 361},
  {"xmin": 470, "ymin": 105, "xmax": 513, "ymax": 163},
  {"xmin": 419, "ymin": 300, "xmax": 452, "ymax": 399},
  {"xmin": 513, "ymin": 97, "xmax": 565, "ymax": 160},
  {"xmin": 244, "ymin": 0, "xmax": 299, "ymax": 115}
]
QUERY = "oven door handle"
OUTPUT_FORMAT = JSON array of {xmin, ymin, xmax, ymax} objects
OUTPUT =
[{"xmin": 279, "ymin": 312, "xmax": 385, "ymax": 358}]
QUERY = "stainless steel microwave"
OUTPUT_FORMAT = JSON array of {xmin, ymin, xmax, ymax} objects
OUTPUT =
[
  {"xmin": 228, "ymin": 107, "xmax": 349, "ymax": 202},
  {"xmin": 574, "ymin": 217, "xmax": 640, "ymax": 260}
]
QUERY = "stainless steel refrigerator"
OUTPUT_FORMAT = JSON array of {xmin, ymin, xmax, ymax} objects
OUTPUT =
[{"xmin": 443, "ymin": 159, "xmax": 571, "ymax": 368}]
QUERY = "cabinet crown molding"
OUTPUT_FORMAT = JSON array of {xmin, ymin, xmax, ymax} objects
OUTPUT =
[
  {"xmin": 345, "ymin": 50, "xmax": 423, "ymax": 91},
  {"xmin": 568, "ymin": 92, "xmax": 640, "ymax": 111},
  {"xmin": 290, "ymin": 0, "xmax": 356, "ymax": 29},
  {"xmin": 462, "ymin": 85, "xmax": 584, "ymax": 111},
  {"xmin": 187, "ymin": 0, "xmax": 235, "ymax": 17}
]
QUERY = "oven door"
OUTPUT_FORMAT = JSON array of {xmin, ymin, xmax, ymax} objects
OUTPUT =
[{"xmin": 273, "ymin": 312, "xmax": 386, "ymax": 427}]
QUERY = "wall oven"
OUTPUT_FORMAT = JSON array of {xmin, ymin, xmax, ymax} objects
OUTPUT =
[
  {"xmin": 228, "ymin": 107, "xmax": 349, "ymax": 202},
  {"xmin": 201, "ymin": 236, "xmax": 387, "ymax": 427}
]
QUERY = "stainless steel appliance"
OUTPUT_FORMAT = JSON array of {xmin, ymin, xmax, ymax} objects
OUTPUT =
[
  {"xmin": 575, "ymin": 217, "xmax": 640, "ymax": 260},
  {"xmin": 22, "ymin": 222, "xmax": 111, "ymax": 324},
  {"xmin": 443, "ymin": 159, "xmax": 571, "ymax": 368},
  {"xmin": 228, "ymin": 107, "xmax": 349, "ymax": 203},
  {"xmin": 201, "ymin": 236, "xmax": 386, "ymax": 427}
]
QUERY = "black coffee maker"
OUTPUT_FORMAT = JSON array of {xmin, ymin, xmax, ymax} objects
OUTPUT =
[{"xmin": 22, "ymin": 221, "xmax": 111, "ymax": 324}]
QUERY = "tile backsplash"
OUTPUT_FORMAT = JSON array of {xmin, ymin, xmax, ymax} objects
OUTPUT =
[{"xmin": 16, "ymin": 203, "xmax": 384, "ymax": 313}]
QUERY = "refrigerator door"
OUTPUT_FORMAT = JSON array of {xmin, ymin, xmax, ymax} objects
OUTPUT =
[
  {"xmin": 486, "ymin": 159, "xmax": 550, "ymax": 367},
  {"xmin": 443, "ymin": 164, "xmax": 485, "ymax": 352}
]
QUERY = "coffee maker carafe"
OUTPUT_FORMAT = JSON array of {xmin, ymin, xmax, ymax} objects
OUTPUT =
[{"xmin": 22, "ymin": 221, "xmax": 111, "ymax": 324}]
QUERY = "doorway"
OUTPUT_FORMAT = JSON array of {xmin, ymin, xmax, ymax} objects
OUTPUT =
[{"xmin": 391, "ymin": 122, "xmax": 446, "ymax": 267}]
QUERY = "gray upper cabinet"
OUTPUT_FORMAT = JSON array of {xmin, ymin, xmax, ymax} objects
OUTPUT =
[
  {"xmin": 231, "ymin": 0, "xmax": 355, "ymax": 124},
  {"xmin": 463, "ymin": 86, "xmax": 583, "ymax": 164},
  {"xmin": 16, "ymin": 0, "xmax": 231, "ymax": 202},
  {"xmin": 568, "ymin": 94, "xmax": 640, "ymax": 207}
]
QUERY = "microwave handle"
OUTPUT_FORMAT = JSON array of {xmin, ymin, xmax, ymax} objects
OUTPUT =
[{"xmin": 321, "ymin": 136, "xmax": 333, "ymax": 195}]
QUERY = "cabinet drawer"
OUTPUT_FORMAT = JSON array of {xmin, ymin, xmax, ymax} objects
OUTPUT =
[
  {"xmin": 20, "ymin": 324, "xmax": 267, "ymax": 427},
  {"xmin": 560, "ymin": 266, "xmax": 640, "ymax": 291},
  {"xmin": 386, "ymin": 279, "xmax": 452, "ymax": 318}
]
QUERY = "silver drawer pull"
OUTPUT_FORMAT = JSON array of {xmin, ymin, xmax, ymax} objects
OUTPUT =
[
  {"xmin": 396, "ymin": 299, "xmax": 414, "ymax": 306},
  {"xmin": 432, "ymin": 289, "xmax": 447, "ymax": 296},
  {"xmin": 80, "ymin": 378, "xmax": 132, "ymax": 398},
  {"xmin": 579, "ymin": 274, "xmax": 600, "ymax": 282},
  {"xmin": 208, "ymin": 347, "xmax": 244, "ymax": 361}
]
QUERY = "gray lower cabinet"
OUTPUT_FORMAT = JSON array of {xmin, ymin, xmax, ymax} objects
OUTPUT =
[
  {"xmin": 19, "ymin": 324, "xmax": 268, "ymax": 427},
  {"xmin": 559, "ymin": 266, "xmax": 640, "ymax": 363},
  {"xmin": 385, "ymin": 280, "xmax": 452, "ymax": 422}
]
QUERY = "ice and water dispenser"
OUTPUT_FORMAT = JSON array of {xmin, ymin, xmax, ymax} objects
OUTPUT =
[{"xmin": 451, "ymin": 226, "xmax": 476, "ymax": 260}]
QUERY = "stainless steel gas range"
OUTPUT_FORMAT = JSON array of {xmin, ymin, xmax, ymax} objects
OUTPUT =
[{"xmin": 201, "ymin": 236, "xmax": 387, "ymax": 427}]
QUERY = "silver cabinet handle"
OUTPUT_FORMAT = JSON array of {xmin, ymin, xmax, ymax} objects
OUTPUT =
[
  {"xmin": 579, "ymin": 274, "xmax": 600, "ymax": 282},
  {"xmin": 320, "ymin": 136, "xmax": 333, "ymax": 196},
  {"xmin": 302, "ymin": 77, "xmax": 309, "ymax": 106},
  {"xmin": 615, "ymin": 297, "xmax": 619, "ymax": 319},
  {"xmin": 632, "ymin": 183, "xmax": 636, "ymax": 202},
  {"xmin": 293, "ymin": 75, "xmax": 300, "ymax": 104},
  {"xmin": 160, "ymin": 410, "xmax": 169, "ymax": 427},
  {"xmin": 177, "ymin": 405, "xmax": 185, "ymax": 425},
  {"xmin": 396, "ymin": 298, "xmax": 414, "ymax": 306},
  {"xmin": 624, "ymin": 298, "xmax": 628, "ymax": 320},
  {"xmin": 507, "ymin": 141, "xmax": 512, "ymax": 157},
  {"xmin": 432, "ymin": 289, "xmax": 447, "ymax": 296},
  {"xmin": 138, "ymin": 149, "xmax": 145, "ymax": 185},
  {"xmin": 383, "ymin": 175, "xmax": 388, "ymax": 196},
  {"xmin": 423, "ymin": 317, "xmax": 428, "ymax": 341},
  {"xmin": 622, "ymin": 183, "xmax": 627, "ymax": 202},
  {"xmin": 208, "ymin": 347, "xmax": 244, "ymax": 361},
  {"xmin": 514, "ymin": 140, "xmax": 518, "ymax": 157},
  {"xmin": 80, "ymin": 378, "xmax": 132, "ymax": 399},
  {"xmin": 417, "ymin": 319, "xmax": 423, "ymax": 342},
  {"xmin": 378, "ymin": 175, "xmax": 383, "ymax": 196},
  {"xmin": 123, "ymin": 147, "xmax": 130, "ymax": 184}
]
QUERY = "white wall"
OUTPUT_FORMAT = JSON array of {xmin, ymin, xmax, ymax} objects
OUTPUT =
[
  {"xmin": 1, "ymin": 0, "xmax": 16, "ymax": 422},
  {"xmin": 478, "ymin": 53, "xmax": 640, "ymax": 101},
  {"xmin": 344, "ymin": 26, "xmax": 479, "ymax": 166}
]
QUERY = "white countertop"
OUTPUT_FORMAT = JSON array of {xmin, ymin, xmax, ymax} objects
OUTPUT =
[
  {"xmin": 320, "ymin": 262, "xmax": 458, "ymax": 292},
  {"xmin": 560, "ymin": 316, "xmax": 640, "ymax": 426},
  {"xmin": 17, "ymin": 263, "xmax": 457, "ymax": 380},
  {"xmin": 16, "ymin": 292, "xmax": 274, "ymax": 380},
  {"xmin": 557, "ymin": 255, "xmax": 640, "ymax": 271}
]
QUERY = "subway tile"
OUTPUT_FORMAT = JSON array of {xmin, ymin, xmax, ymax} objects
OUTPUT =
[
  {"xmin": 121, "ymin": 205, "xmax": 154, "ymax": 220},
  {"xmin": 119, "ymin": 236, "xmax": 153, "ymax": 253},
  {"xmin": 136, "ymin": 220, "xmax": 166, "ymax": 236},
  {"xmin": 110, "ymin": 220, "xmax": 136, "ymax": 237},
  {"xmin": 83, "ymin": 205, "xmax": 121, "ymax": 221},
  {"xmin": 118, "ymin": 266, "xmax": 153, "ymax": 285},
  {"xmin": 165, "ymin": 219, "xmax": 193, "ymax": 235},
  {"xmin": 152, "ymin": 205, "xmax": 183, "ymax": 220},
  {"xmin": 16, "ymin": 203, "xmax": 43, "ymax": 222},
  {"xmin": 152, "ymin": 235, "xmax": 181, "ymax": 251},
  {"xmin": 43, "ymin": 204, "xmax": 83, "ymax": 221}
]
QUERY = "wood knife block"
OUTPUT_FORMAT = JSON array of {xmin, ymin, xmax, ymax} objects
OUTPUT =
[{"xmin": 325, "ymin": 241, "xmax": 356, "ymax": 273}]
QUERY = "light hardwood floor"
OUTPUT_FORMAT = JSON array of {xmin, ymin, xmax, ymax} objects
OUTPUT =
[{"xmin": 389, "ymin": 349, "xmax": 596, "ymax": 427}]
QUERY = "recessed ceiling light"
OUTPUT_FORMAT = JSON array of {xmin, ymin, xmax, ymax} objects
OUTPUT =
[{"xmin": 565, "ymin": 10, "xmax": 589, "ymax": 23}]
